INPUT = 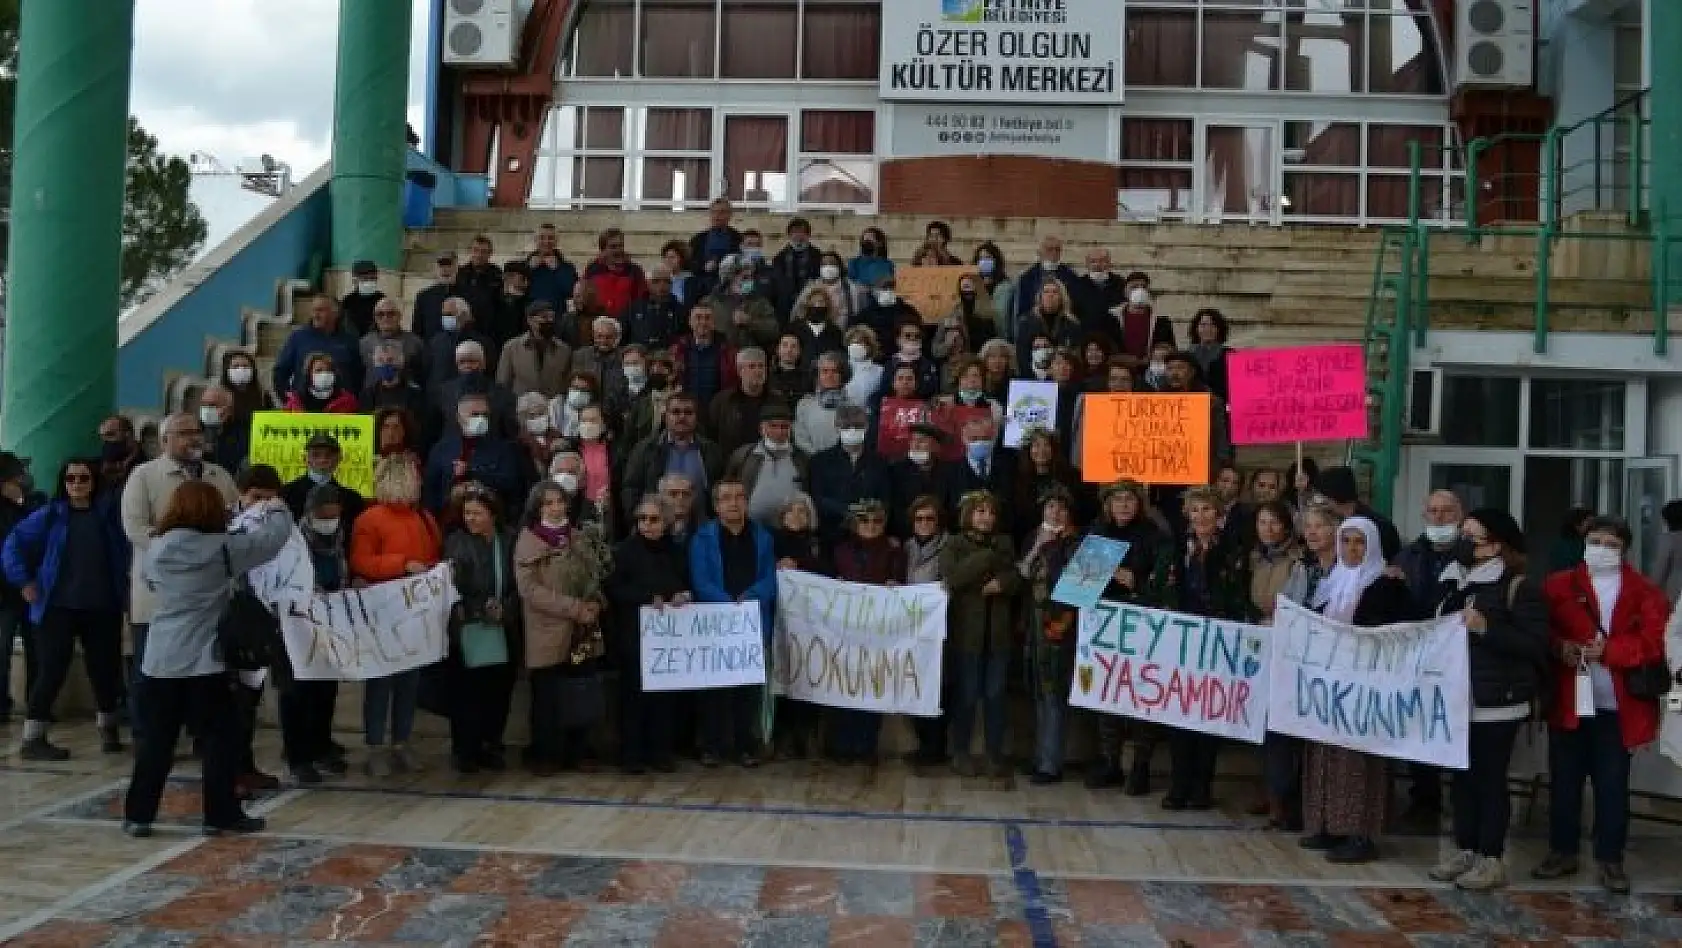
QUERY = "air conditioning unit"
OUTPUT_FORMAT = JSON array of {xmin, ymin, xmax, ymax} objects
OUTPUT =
[
  {"xmin": 1454, "ymin": 0, "xmax": 1535, "ymax": 90},
  {"xmin": 443, "ymin": 0, "xmax": 525, "ymax": 70}
]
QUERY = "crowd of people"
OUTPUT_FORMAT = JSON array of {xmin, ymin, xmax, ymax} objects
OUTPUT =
[{"xmin": 0, "ymin": 200, "xmax": 1672, "ymax": 894}]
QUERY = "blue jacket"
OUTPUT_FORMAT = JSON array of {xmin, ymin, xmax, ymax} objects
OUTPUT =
[
  {"xmin": 526, "ymin": 255, "xmax": 578, "ymax": 312},
  {"xmin": 423, "ymin": 433, "xmax": 527, "ymax": 515},
  {"xmin": 2, "ymin": 497, "xmax": 131, "ymax": 624},
  {"xmin": 689, "ymin": 519, "xmax": 777, "ymax": 640},
  {"xmin": 272, "ymin": 324, "xmax": 365, "ymax": 396},
  {"xmin": 847, "ymin": 255, "xmax": 894, "ymax": 290}
]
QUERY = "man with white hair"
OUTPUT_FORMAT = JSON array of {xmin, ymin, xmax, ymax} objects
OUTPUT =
[
  {"xmin": 708, "ymin": 347, "xmax": 774, "ymax": 457},
  {"xmin": 195, "ymin": 385, "xmax": 246, "ymax": 473},
  {"xmin": 433, "ymin": 338, "xmax": 519, "ymax": 441},
  {"xmin": 423, "ymin": 296, "xmax": 496, "ymax": 395},
  {"xmin": 571, "ymin": 315, "xmax": 626, "ymax": 395},
  {"xmin": 359, "ymin": 296, "xmax": 426, "ymax": 382},
  {"xmin": 423, "ymin": 390, "xmax": 526, "ymax": 513},
  {"xmin": 358, "ymin": 340, "xmax": 431, "ymax": 442},
  {"xmin": 1391, "ymin": 487, "xmax": 1467, "ymax": 821},
  {"xmin": 120, "ymin": 412, "xmax": 239, "ymax": 747}
]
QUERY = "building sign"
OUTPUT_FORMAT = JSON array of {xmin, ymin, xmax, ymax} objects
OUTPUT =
[
  {"xmin": 891, "ymin": 104, "xmax": 1111, "ymax": 161},
  {"xmin": 880, "ymin": 0, "xmax": 1124, "ymax": 104}
]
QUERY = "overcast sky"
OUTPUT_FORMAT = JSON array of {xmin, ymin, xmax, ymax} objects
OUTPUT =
[{"xmin": 131, "ymin": 0, "xmax": 432, "ymax": 173}]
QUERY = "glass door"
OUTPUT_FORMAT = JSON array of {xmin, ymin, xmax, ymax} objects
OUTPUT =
[
  {"xmin": 1626, "ymin": 457, "xmax": 1677, "ymax": 575},
  {"xmin": 1198, "ymin": 120, "xmax": 1281, "ymax": 224},
  {"xmin": 1404, "ymin": 448, "xmax": 1522, "ymax": 540},
  {"xmin": 721, "ymin": 112, "xmax": 791, "ymax": 209}
]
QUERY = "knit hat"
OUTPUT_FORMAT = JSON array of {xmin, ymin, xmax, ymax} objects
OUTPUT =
[
  {"xmin": 1314, "ymin": 466, "xmax": 1360, "ymax": 504},
  {"xmin": 1467, "ymin": 507, "xmax": 1524, "ymax": 552}
]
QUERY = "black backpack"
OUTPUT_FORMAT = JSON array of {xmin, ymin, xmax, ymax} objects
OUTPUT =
[{"xmin": 216, "ymin": 545, "xmax": 292, "ymax": 689}]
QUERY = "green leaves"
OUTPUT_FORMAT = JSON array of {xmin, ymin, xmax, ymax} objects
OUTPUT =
[{"xmin": 120, "ymin": 116, "xmax": 207, "ymax": 308}]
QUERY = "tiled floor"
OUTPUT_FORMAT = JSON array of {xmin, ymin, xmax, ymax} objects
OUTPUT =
[{"xmin": 4, "ymin": 724, "xmax": 1682, "ymax": 946}]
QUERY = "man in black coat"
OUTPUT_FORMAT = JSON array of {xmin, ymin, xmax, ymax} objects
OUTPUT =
[
  {"xmin": 808, "ymin": 404, "xmax": 894, "ymax": 541},
  {"xmin": 281, "ymin": 434, "xmax": 367, "ymax": 530},
  {"xmin": 1315, "ymin": 465, "xmax": 1402, "ymax": 561}
]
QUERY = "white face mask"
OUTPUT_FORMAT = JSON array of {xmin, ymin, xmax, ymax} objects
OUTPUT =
[
  {"xmin": 874, "ymin": 289, "xmax": 896, "ymax": 307},
  {"xmin": 838, "ymin": 427, "xmax": 867, "ymax": 448},
  {"xmin": 1147, "ymin": 360, "xmax": 1167, "ymax": 376},
  {"xmin": 525, "ymin": 416, "xmax": 550, "ymax": 435},
  {"xmin": 1041, "ymin": 259, "xmax": 1057, "ymax": 271},
  {"xmin": 311, "ymin": 371, "xmax": 335, "ymax": 391},
  {"xmin": 1424, "ymin": 524, "xmax": 1458, "ymax": 546},
  {"xmin": 847, "ymin": 343, "xmax": 870, "ymax": 362},
  {"xmin": 1088, "ymin": 270, "xmax": 1109, "ymax": 283},
  {"xmin": 1041, "ymin": 520, "xmax": 1062, "ymax": 533},
  {"xmin": 441, "ymin": 314, "xmax": 459, "ymax": 332},
  {"xmin": 579, "ymin": 421, "xmax": 605, "ymax": 441},
  {"xmin": 1031, "ymin": 349, "xmax": 1053, "ymax": 369},
  {"xmin": 541, "ymin": 514, "xmax": 569, "ymax": 529},
  {"xmin": 462, "ymin": 415, "xmax": 490, "ymax": 437},
  {"xmin": 198, "ymin": 405, "xmax": 221, "ymax": 427},
  {"xmin": 309, "ymin": 517, "xmax": 340, "ymax": 535},
  {"xmin": 623, "ymin": 365, "xmax": 647, "ymax": 385},
  {"xmin": 820, "ymin": 264, "xmax": 840, "ymax": 281},
  {"xmin": 357, "ymin": 279, "xmax": 379, "ymax": 295},
  {"xmin": 763, "ymin": 437, "xmax": 790, "ymax": 454},
  {"xmin": 900, "ymin": 339, "xmax": 922, "ymax": 358},
  {"xmin": 553, "ymin": 472, "xmax": 579, "ymax": 493},
  {"xmin": 908, "ymin": 448, "xmax": 932, "ymax": 465},
  {"xmin": 227, "ymin": 365, "xmax": 253, "ymax": 386},
  {"xmin": 1128, "ymin": 287, "xmax": 1152, "ymax": 307},
  {"xmin": 567, "ymin": 389, "xmax": 591, "ymax": 409},
  {"xmin": 1584, "ymin": 545, "xmax": 1623, "ymax": 572}
]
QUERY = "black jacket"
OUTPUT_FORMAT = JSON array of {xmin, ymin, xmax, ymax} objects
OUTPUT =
[
  {"xmin": 620, "ymin": 433, "xmax": 727, "ymax": 523},
  {"xmin": 413, "ymin": 280, "xmax": 495, "ymax": 341},
  {"xmin": 769, "ymin": 244, "xmax": 823, "ymax": 320},
  {"xmin": 1355, "ymin": 503, "xmax": 1403, "ymax": 562},
  {"xmin": 282, "ymin": 475, "xmax": 367, "ymax": 532},
  {"xmin": 623, "ymin": 295, "xmax": 686, "ymax": 351},
  {"xmin": 1436, "ymin": 573, "xmax": 1551, "ymax": 710},
  {"xmin": 444, "ymin": 527, "xmax": 518, "ymax": 626},
  {"xmin": 773, "ymin": 527, "xmax": 831, "ymax": 575},
  {"xmin": 340, "ymin": 289, "xmax": 386, "ymax": 340},
  {"xmin": 606, "ymin": 532, "xmax": 693, "ymax": 667},
  {"xmin": 1349, "ymin": 575, "xmax": 1414, "ymax": 627},
  {"xmin": 808, "ymin": 445, "xmax": 894, "ymax": 541},
  {"xmin": 1394, "ymin": 535, "xmax": 1456, "ymax": 617}
]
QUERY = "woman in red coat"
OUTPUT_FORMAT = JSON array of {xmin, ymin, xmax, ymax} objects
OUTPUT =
[{"xmin": 1534, "ymin": 515, "xmax": 1669, "ymax": 894}]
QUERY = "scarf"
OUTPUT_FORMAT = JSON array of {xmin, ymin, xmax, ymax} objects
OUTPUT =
[
  {"xmin": 1311, "ymin": 516, "xmax": 1385, "ymax": 623},
  {"xmin": 1438, "ymin": 555, "xmax": 1504, "ymax": 591},
  {"xmin": 531, "ymin": 522, "xmax": 572, "ymax": 549}
]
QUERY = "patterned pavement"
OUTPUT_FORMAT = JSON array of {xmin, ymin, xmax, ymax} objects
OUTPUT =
[{"xmin": 12, "ymin": 830, "xmax": 1682, "ymax": 946}]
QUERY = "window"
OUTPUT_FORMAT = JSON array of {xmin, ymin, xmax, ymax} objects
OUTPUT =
[
  {"xmin": 1530, "ymin": 380, "xmax": 1626, "ymax": 452},
  {"xmin": 724, "ymin": 115, "xmax": 789, "ymax": 203},
  {"xmin": 1283, "ymin": 121, "xmax": 1360, "ymax": 219},
  {"xmin": 1119, "ymin": 118, "xmax": 1195, "ymax": 218},
  {"xmin": 802, "ymin": 2, "xmax": 879, "ymax": 80},
  {"xmin": 799, "ymin": 110, "xmax": 875, "ymax": 205},
  {"xmin": 1439, "ymin": 376, "xmax": 1521, "ymax": 447},
  {"xmin": 1126, "ymin": 7, "xmax": 1196, "ymax": 87},
  {"xmin": 534, "ymin": 106, "xmax": 629, "ymax": 206},
  {"xmin": 570, "ymin": 0, "xmax": 635, "ymax": 77},
  {"xmin": 1368, "ymin": 12, "xmax": 1441, "ymax": 95},
  {"xmin": 1202, "ymin": 9, "xmax": 1283, "ymax": 91},
  {"xmin": 641, "ymin": 0, "xmax": 716, "ymax": 78},
  {"xmin": 1285, "ymin": 5, "xmax": 1364, "ymax": 94},
  {"xmin": 641, "ymin": 109, "xmax": 713, "ymax": 205},
  {"xmin": 720, "ymin": 1, "xmax": 797, "ymax": 78}
]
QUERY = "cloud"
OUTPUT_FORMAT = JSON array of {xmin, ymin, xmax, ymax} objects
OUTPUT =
[{"xmin": 131, "ymin": 0, "xmax": 433, "ymax": 171}]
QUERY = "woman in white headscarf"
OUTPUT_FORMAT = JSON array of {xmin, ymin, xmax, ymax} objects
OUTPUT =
[{"xmin": 1299, "ymin": 516, "xmax": 1413, "ymax": 865}]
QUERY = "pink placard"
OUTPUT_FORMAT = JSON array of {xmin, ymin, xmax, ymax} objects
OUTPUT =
[{"xmin": 1227, "ymin": 345, "xmax": 1368, "ymax": 445}]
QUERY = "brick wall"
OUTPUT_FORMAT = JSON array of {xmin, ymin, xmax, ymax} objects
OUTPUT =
[{"xmin": 879, "ymin": 156, "xmax": 1119, "ymax": 220}]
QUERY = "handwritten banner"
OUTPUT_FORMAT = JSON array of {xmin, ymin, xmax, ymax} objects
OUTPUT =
[
  {"xmin": 1227, "ymin": 345, "xmax": 1368, "ymax": 444},
  {"xmin": 1003, "ymin": 380, "xmax": 1058, "ymax": 448},
  {"xmin": 895, "ymin": 266, "xmax": 977, "ymax": 325},
  {"xmin": 249, "ymin": 411, "xmax": 376, "ymax": 496},
  {"xmin": 1070, "ymin": 600, "xmax": 1270, "ymax": 743},
  {"xmin": 1050, "ymin": 536, "xmax": 1130, "ymax": 611},
  {"xmin": 1078, "ymin": 394, "xmax": 1211, "ymax": 485},
  {"xmin": 773, "ymin": 570, "xmax": 947, "ymax": 716},
  {"xmin": 280, "ymin": 564, "xmax": 457, "ymax": 681},
  {"xmin": 1268, "ymin": 597, "xmax": 1470, "ymax": 770},
  {"xmin": 638, "ymin": 602, "xmax": 767, "ymax": 691}
]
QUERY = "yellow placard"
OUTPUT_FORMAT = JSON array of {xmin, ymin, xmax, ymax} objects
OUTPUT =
[
  {"xmin": 895, "ymin": 265, "xmax": 978, "ymax": 325},
  {"xmin": 248, "ymin": 411, "xmax": 376, "ymax": 497},
  {"xmin": 1079, "ymin": 394, "xmax": 1212, "ymax": 486}
]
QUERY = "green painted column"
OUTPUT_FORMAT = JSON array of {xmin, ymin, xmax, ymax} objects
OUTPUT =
[
  {"xmin": 1, "ymin": 0, "xmax": 135, "ymax": 477},
  {"xmin": 1656, "ymin": 0, "xmax": 1682, "ymax": 283},
  {"xmin": 330, "ymin": 0, "xmax": 412, "ymax": 269}
]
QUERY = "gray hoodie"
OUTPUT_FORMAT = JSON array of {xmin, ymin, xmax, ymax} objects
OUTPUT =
[{"xmin": 140, "ymin": 509, "xmax": 294, "ymax": 678}]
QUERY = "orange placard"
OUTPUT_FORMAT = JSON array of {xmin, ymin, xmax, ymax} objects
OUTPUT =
[
  {"xmin": 895, "ymin": 266, "xmax": 977, "ymax": 325},
  {"xmin": 1079, "ymin": 394, "xmax": 1212, "ymax": 486}
]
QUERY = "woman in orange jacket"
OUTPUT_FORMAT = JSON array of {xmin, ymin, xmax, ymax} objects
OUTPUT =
[{"xmin": 349, "ymin": 455, "xmax": 443, "ymax": 778}]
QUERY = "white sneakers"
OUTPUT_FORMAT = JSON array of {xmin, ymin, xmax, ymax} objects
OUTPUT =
[{"xmin": 1428, "ymin": 849, "xmax": 1507, "ymax": 890}]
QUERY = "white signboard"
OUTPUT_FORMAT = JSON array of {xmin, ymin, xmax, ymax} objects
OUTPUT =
[
  {"xmin": 639, "ymin": 602, "xmax": 767, "ymax": 691},
  {"xmin": 1069, "ymin": 600, "xmax": 1271, "ymax": 744},
  {"xmin": 280, "ymin": 564, "xmax": 457, "ymax": 681},
  {"xmin": 891, "ymin": 104, "xmax": 1111, "ymax": 161},
  {"xmin": 1268, "ymin": 598, "xmax": 1471, "ymax": 770},
  {"xmin": 1003, "ymin": 379, "xmax": 1060, "ymax": 447},
  {"xmin": 773, "ymin": 570, "xmax": 947, "ymax": 716},
  {"xmin": 879, "ymin": 0, "xmax": 1124, "ymax": 103}
]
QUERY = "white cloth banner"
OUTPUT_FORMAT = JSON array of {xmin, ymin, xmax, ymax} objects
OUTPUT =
[
  {"xmin": 639, "ymin": 602, "xmax": 767, "ymax": 691},
  {"xmin": 1068, "ymin": 599, "xmax": 1271, "ymax": 744},
  {"xmin": 235, "ymin": 507, "xmax": 459, "ymax": 681},
  {"xmin": 1268, "ymin": 597, "xmax": 1470, "ymax": 770},
  {"xmin": 773, "ymin": 570, "xmax": 947, "ymax": 716}
]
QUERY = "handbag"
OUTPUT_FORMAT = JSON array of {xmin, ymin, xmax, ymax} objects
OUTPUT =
[
  {"xmin": 459, "ymin": 535, "xmax": 509, "ymax": 669},
  {"xmin": 555, "ymin": 671, "xmax": 605, "ymax": 730},
  {"xmin": 216, "ymin": 546, "xmax": 286, "ymax": 677},
  {"xmin": 1574, "ymin": 573, "xmax": 1671, "ymax": 702}
]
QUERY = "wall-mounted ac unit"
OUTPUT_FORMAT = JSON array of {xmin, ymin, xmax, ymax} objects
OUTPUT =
[
  {"xmin": 1455, "ymin": 0, "xmax": 1535, "ymax": 90},
  {"xmin": 444, "ymin": 0, "xmax": 524, "ymax": 70}
]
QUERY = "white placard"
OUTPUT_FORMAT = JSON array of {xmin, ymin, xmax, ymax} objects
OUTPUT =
[
  {"xmin": 773, "ymin": 570, "xmax": 948, "ymax": 716},
  {"xmin": 1003, "ymin": 379, "xmax": 1060, "ymax": 448},
  {"xmin": 280, "ymin": 564, "xmax": 457, "ymax": 681},
  {"xmin": 879, "ymin": 0, "xmax": 1124, "ymax": 104},
  {"xmin": 639, "ymin": 602, "xmax": 767, "ymax": 691},
  {"xmin": 890, "ymin": 104, "xmax": 1112, "ymax": 161},
  {"xmin": 1268, "ymin": 597, "xmax": 1471, "ymax": 770},
  {"xmin": 1069, "ymin": 599, "xmax": 1271, "ymax": 744}
]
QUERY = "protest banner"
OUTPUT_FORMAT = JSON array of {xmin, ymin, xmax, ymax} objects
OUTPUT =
[
  {"xmin": 774, "ymin": 570, "xmax": 946, "ymax": 716},
  {"xmin": 895, "ymin": 265, "xmax": 977, "ymax": 325},
  {"xmin": 876, "ymin": 397, "xmax": 925, "ymax": 459},
  {"xmin": 1078, "ymin": 394, "xmax": 1211, "ymax": 485},
  {"xmin": 249, "ymin": 411, "xmax": 376, "ymax": 496},
  {"xmin": 1050, "ymin": 535, "xmax": 1130, "ymax": 611},
  {"xmin": 280, "ymin": 563, "xmax": 458, "ymax": 681},
  {"xmin": 1003, "ymin": 380, "xmax": 1058, "ymax": 448},
  {"xmin": 928, "ymin": 401, "xmax": 992, "ymax": 462},
  {"xmin": 638, "ymin": 601, "xmax": 767, "ymax": 691},
  {"xmin": 1267, "ymin": 597, "xmax": 1469, "ymax": 770},
  {"xmin": 1227, "ymin": 345, "xmax": 1368, "ymax": 444},
  {"xmin": 1069, "ymin": 599, "xmax": 1270, "ymax": 743}
]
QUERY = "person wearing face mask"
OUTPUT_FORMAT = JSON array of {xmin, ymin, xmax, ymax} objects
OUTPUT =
[
  {"xmin": 794, "ymin": 352, "xmax": 853, "ymax": 456},
  {"xmin": 1010, "ymin": 235, "xmax": 1080, "ymax": 338},
  {"xmin": 842, "ymin": 327, "xmax": 884, "ymax": 408},
  {"xmin": 608, "ymin": 347, "xmax": 666, "ymax": 447},
  {"xmin": 281, "ymin": 433, "xmax": 368, "ymax": 529},
  {"xmin": 791, "ymin": 284, "xmax": 846, "ymax": 371},
  {"xmin": 1396, "ymin": 491, "xmax": 1466, "ymax": 617},
  {"xmin": 573, "ymin": 404, "xmax": 619, "ymax": 534},
  {"xmin": 1018, "ymin": 487, "xmax": 1084, "ymax": 784},
  {"xmin": 942, "ymin": 416, "xmax": 1013, "ymax": 527},
  {"xmin": 826, "ymin": 498, "xmax": 907, "ymax": 764},
  {"xmin": 359, "ymin": 342, "xmax": 432, "ymax": 448},
  {"xmin": 1026, "ymin": 335, "xmax": 1056, "ymax": 381},
  {"xmin": 808, "ymin": 403, "xmax": 893, "ymax": 542},
  {"xmin": 969, "ymin": 242, "xmax": 1018, "ymax": 340},
  {"xmin": 340, "ymin": 259, "xmax": 387, "ymax": 339},
  {"xmin": 1015, "ymin": 280, "xmax": 1082, "ymax": 377},
  {"xmin": 496, "ymin": 300, "xmax": 575, "ymax": 400},
  {"xmin": 547, "ymin": 449, "xmax": 612, "ymax": 537},
  {"xmin": 196, "ymin": 386, "xmax": 248, "ymax": 474},
  {"xmin": 424, "ymin": 297, "xmax": 497, "ymax": 396},
  {"xmin": 769, "ymin": 217, "xmax": 823, "ymax": 321},
  {"xmin": 514, "ymin": 392, "xmax": 558, "ymax": 479},
  {"xmin": 936, "ymin": 358, "xmax": 1005, "ymax": 430},
  {"xmin": 1069, "ymin": 248, "xmax": 1128, "ymax": 327},
  {"xmin": 219, "ymin": 351, "xmax": 274, "ymax": 428},
  {"xmin": 1106, "ymin": 284, "xmax": 1177, "ymax": 363},
  {"xmin": 940, "ymin": 491, "xmax": 1022, "ymax": 780},
  {"xmin": 876, "ymin": 320, "xmax": 942, "ymax": 403},
  {"xmin": 847, "ymin": 226, "xmax": 894, "ymax": 292},
  {"xmin": 711, "ymin": 257, "xmax": 781, "ymax": 354},
  {"xmin": 284, "ymin": 353, "xmax": 360, "ymax": 414},
  {"xmin": 277, "ymin": 481, "xmax": 352, "ymax": 785},
  {"xmin": 1139, "ymin": 341, "xmax": 1174, "ymax": 393},
  {"xmin": 887, "ymin": 425, "xmax": 955, "ymax": 540},
  {"xmin": 858, "ymin": 277, "xmax": 923, "ymax": 350},
  {"xmin": 273, "ymin": 295, "xmax": 365, "ymax": 397},
  {"xmin": 435, "ymin": 340, "xmax": 521, "ymax": 443},
  {"xmin": 933, "ymin": 276, "xmax": 997, "ymax": 373},
  {"xmin": 1422, "ymin": 508, "xmax": 1548, "ymax": 891},
  {"xmin": 424, "ymin": 393, "xmax": 527, "ymax": 514},
  {"xmin": 624, "ymin": 267, "xmax": 686, "ymax": 352},
  {"xmin": 1536, "ymin": 516, "xmax": 1669, "ymax": 894},
  {"xmin": 359, "ymin": 297, "xmax": 427, "ymax": 387},
  {"xmin": 814, "ymin": 250, "xmax": 858, "ymax": 328},
  {"xmin": 724, "ymin": 402, "xmax": 809, "ymax": 527}
]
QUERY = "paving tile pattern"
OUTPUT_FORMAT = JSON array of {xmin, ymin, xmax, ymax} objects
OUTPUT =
[{"xmin": 16, "ymin": 838, "xmax": 1682, "ymax": 946}]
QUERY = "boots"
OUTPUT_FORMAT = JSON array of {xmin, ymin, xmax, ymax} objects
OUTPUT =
[
  {"xmin": 20, "ymin": 735, "xmax": 69, "ymax": 761},
  {"xmin": 99, "ymin": 726, "xmax": 124, "ymax": 754},
  {"xmin": 1123, "ymin": 754, "xmax": 1152, "ymax": 796}
]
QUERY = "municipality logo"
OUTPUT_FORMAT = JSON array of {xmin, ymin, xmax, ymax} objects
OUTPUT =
[{"xmin": 942, "ymin": 0, "xmax": 985, "ymax": 22}]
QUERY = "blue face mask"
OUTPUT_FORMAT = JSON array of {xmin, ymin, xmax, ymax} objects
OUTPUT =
[
  {"xmin": 977, "ymin": 257, "xmax": 996, "ymax": 276},
  {"xmin": 740, "ymin": 280, "xmax": 756, "ymax": 294},
  {"xmin": 307, "ymin": 469, "xmax": 332, "ymax": 485},
  {"xmin": 374, "ymin": 364, "xmax": 399, "ymax": 383},
  {"xmin": 966, "ymin": 441, "xmax": 993, "ymax": 463}
]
